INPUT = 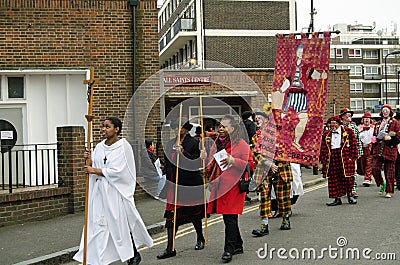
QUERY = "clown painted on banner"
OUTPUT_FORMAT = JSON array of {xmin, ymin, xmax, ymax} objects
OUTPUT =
[{"xmin": 270, "ymin": 32, "xmax": 331, "ymax": 166}]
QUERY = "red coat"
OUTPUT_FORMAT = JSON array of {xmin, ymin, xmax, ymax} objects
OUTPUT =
[
  {"xmin": 320, "ymin": 126, "xmax": 358, "ymax": 178},
  {"xmin": 207, "ymin": 139, "xmax": 254, "ymax": 215},
  {"xmin": 371, "ymin": 118, "xmax": 400, "ymax": 161}
]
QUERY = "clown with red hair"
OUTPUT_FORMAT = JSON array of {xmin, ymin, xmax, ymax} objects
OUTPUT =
[{"xmin": 371, "ymin": 104, "xmax": 400, "ymax": 198}]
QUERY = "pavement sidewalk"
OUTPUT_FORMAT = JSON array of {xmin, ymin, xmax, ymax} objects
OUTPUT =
[{"xmin": 1, "ymin": 167, "xmax": 325, "ymax": 265}]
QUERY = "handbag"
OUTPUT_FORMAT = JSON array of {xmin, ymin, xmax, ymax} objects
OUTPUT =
[{"xmin": 238, "ymin": 163, "xmax": 252, "ymax": 193}]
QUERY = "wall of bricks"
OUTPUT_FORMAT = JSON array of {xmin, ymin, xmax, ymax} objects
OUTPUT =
[
  {"xmin": 0, "ymin": 0, "xmax": 160, "ymax": 144},
  {"xmin": 0, "ymin": 0, "xmax": 159, "ymax": 226},
  {"xmin": 204, "ymin": 0, "xmax": 290, "ymax": 30},
  {"xmin": 0, "ymin": 186, "xmax": 71, "ymax": 226},
  {"xmin": 205, "ymin": 36, "xmax": 278, "ymax": 68}
]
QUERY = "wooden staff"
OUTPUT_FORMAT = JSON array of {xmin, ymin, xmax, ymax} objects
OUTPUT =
[
  {"xmin": 83, "ymin": 67, "xmax": 97, "ymax": 265},
  {"xmin": 199, "ymin": 96, "xmax": 208, "ymax": 244},
  {"xmin": 172, "ymin": 103, "xmax": 183, "ymax": 251}
]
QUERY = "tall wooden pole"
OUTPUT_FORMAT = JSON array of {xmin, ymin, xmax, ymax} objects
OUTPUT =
[
  {"xmin": 199, "ymin": 96, "xmax": 208, "ymax": 244},
  {"xmin": 83, "ymin": 67, "xmax": 97, "ymax": 265},
  {"xmin": 172, "ymin": 103, "xmax": 183, "ymax": 251}
]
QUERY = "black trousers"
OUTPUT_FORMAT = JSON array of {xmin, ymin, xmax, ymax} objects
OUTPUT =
[{"xmin": 223, "ymin": 214, "xmax": 243, "ymax": 253}]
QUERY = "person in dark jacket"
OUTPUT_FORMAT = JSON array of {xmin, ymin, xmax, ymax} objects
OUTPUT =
[
  {"xmin": 242, "ymin": 111, "xmax": 256, "ymax": 145},
  {"xmin": 157, "ymin": 119, "xmax": 206, "ymax": 259}
]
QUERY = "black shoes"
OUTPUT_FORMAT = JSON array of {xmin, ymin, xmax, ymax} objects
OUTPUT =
[
  {"xmin": 252, "ymin": 224, "xmax": 269, "ymax": 237},
  {"xmin": 326, "ymin": 198, "xmax": 342, "ymax": 206},
  {"xmin": 245, "ymin": 195, "xmax": 252, "ymax": 201},
  {"xmin": 280, "ymin": 215, "xmax": 291, "ymax": 230},
  {"xmin": 195, "ymin": 240, "xmax": 205, "ymax": 250},
  {"xmin": 156, "ymin": 249, "xmax": 177, "ymax": 259},
  {"xmin": 233, "ymin": 247, "xmax": 243, "ymax": 255},
  {"xmin": 127, "ymin": 253, "xmax": 141, "ymax": 265},
  {"xmin": 221, "ymin": 251, "xmax": 233, "ymax": 262},
  {"xmin": 347, "ymin": 194, "xmax": 357, "ymax": 204}
]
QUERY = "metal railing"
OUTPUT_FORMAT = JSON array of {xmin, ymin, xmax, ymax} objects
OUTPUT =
[
  {"xmin": 0, "ymin": 143, "xmax": 58, "ymax": 193},
  {"xmin": 159, "ymin": 18, "xmax": 196, "ymax": 52}
]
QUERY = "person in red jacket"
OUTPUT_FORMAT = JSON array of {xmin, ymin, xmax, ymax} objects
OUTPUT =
[
  {"xmin": 371, "ymin": 104, "xmax": 400, "ymax": 198},
  {"xmin": 320, "ymin": 115, "xmax": 358, "ymax": 206},
  {"xmin": 206, "ymin": 114, "xmax": 254, "ymax": 263}
]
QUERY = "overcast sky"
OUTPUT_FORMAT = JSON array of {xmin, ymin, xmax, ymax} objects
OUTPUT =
[{"xmin": 297, "ymin": 0, "xmax": 400, "ymax": 34}]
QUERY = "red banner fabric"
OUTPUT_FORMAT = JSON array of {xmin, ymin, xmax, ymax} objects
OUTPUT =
[{"xmin": 269, "ymin": 32, "xmax": 331, "ymax": 166}]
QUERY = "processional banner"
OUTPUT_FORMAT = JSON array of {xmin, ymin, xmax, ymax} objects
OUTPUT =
[{"xmin": 268, "ymin": 32, "xmax": 331, "ymax": 166}]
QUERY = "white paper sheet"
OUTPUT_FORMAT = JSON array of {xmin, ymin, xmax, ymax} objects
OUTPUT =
[{"xmin": 213, "ymin": 149, "xmax": 229, "ymax": 171}]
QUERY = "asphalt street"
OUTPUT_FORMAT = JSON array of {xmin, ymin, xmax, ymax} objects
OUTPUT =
[{"xmin": 60, "ymin": 175, "xmax": 400, "ymax": 265}]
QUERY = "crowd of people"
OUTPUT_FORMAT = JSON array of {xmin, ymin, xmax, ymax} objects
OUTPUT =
[{"xmin": 76, "ymin": 105, "xmax": 400, "ymax": 264}]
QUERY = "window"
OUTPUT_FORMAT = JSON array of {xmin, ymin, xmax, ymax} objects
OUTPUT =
[
  {"xmin": 330, "ymin": 48, "xmax": 343, "ymax": 58},
  {"xmin": 350, "ymin": 99, "xmax": 363, "ymax": 110},
  {"xmin": 348, "ymin": 49, "xmax": 361, "ymax": 58},
  {"xmin": 365, "ymin": 99, "xmax": 380, "ymax": 110},
  {"xmin": 383, "ymin": 49, "xmax": 400, "ymax": 59},
  {"xmin": 349, "ymin": 65, "xmax": 362, "ymax": 76},
  {"xmin": 7, "ymin": 77, "xmax": 24, "ymax": 99},
  {"xmin": 336, "ymin": 48, "xmax": 343, "ymax": 58},
  {"xmin": 383, "ymin": 49, "xmax": 389, "ymax": 57},
  {"xmin": 364, "ymin": 66, "xmax": 379, "ymax": 75},
  {"xmin": 350, "ymin": 83, "xmax": 362, "ymax": 93},
  {"xmin": 364, "ymin": 50, "xmax": 378, "ymax": 59},
  {"xmin": 385, "ymin": 65, "xmax": 398, "ymax": 75},
  {"xmin": 387, "ymin": 99, "xmax": 397, "ymax": 107},
  {"xmin": 364, "ymin": 83, "xmax": 380, "ymax": 93},
  {"xmin": 384, "ymin": 83, "xmax": 396, "ymax": 93}
]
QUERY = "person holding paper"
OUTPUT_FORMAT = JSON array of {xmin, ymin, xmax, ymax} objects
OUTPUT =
[
  {"xmin": 139, "ymin": 139, "xmax": 166, "ymax": 198},
  {"xmin": 371, "ymin": 104, "xmax": 400, "ymax": 198},
  {"xmin": 206, "ymin": 114, "xmax": 254, "ymax": 263}
]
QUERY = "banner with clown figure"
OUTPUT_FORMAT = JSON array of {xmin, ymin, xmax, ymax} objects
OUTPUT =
[{"xmin": 269, "ymin": 32, "xmax": 331, "ymax": 166}]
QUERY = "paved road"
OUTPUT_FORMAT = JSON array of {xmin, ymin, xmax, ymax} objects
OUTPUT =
[{"xmin": 61, "ymin": 175, "xmax": 400, "ymax": 265}]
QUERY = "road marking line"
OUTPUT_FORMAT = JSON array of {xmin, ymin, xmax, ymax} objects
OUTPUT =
[{"xmin": 140, "ymin": 182, "xmax": 328, "ymax": 250}]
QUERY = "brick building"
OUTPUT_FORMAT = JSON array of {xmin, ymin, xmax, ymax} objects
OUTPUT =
[{"xmin": 0, "ymin": 0, "xmax": 160, "ymax": 225}]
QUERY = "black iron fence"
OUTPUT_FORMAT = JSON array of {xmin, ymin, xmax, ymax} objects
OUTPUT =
[{"xmin": 0, "ymin": 143, "xmax": 59, "ymax": 193}]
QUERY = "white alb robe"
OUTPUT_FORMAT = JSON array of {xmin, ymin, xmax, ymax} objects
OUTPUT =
[{"xmin": 74, "ymin": 138, "xmax": 153, "ymax": 265}]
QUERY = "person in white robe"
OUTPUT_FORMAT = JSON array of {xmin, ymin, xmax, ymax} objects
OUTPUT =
[{"xmin": 74, "ymin": 117, "xmax": 153, "ymax": 265}]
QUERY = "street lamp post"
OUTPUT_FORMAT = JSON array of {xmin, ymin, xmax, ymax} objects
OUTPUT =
[
  {"xmin": 384, "ymin": 50, "xmax": 400, "ymax": 104},
  {"xmin": 398, "ymin": 70, "xmax": 400, "ymax": 107}
]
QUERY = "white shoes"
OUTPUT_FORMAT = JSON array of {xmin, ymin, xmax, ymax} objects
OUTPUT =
[
  {"xmin": 362, "ymin": 180, "xmax": 371, "ymax": 186},
  {"xmin": 385, "ymin": 193, "xmax": 392, "ymax": 198}
]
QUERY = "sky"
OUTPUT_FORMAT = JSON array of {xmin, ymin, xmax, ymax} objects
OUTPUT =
[{"xmin": 297, "ymin": 0, "xmax": 400, "ymax": 34}]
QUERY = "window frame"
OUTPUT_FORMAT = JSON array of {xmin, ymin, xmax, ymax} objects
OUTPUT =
[
  {"xmin": 348, "ymin": 48, "xmax": 362, "ymax": 58},
  {"xmin": 5, "ymin": 76, "xmax": 25, "ymax": 100},
  {"xmin": 364, "ymin": 50, "xmax": 378, "ymax": 59}
]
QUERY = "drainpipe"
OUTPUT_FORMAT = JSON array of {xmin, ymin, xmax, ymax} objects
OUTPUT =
[
  {"xmin": 130, "ymin": 0, "xmax": 139, "ymax": 93},
  {"xmin": 130, "ymin": 0, "xmax": 139, "ymax": 159}
]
